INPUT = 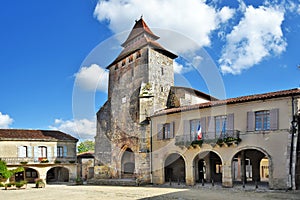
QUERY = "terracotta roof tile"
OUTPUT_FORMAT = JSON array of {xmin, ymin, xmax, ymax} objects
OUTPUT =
[
  {"xmin": 122, "ymin": 17, "xmax": 159, "ymax": 47},
  {"xmin": 152, "ymin": 88, "xmax": 300, "ymax": 117},
  {"xmin": 0, "ymin": 129, "xmax": 78, "ymax": 141},
  {"xmin": 107, "ymin": 18, "xmax": 177, "ymax": 69}
]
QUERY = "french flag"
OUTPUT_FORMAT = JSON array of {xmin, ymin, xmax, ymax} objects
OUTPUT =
[{"xmin": 197, "ymin": 123, "xmax": 202, "ymax": 140}]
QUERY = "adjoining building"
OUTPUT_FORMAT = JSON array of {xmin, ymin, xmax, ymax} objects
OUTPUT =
[
  {"xmin": 77, "ymin": 151, "xmax": 94, "ymax": 181},
  {"xmin": 94, "ymin": 18, "xmax": 300, "ymax": 190},
  {"xmin": 0, "ymin": 129, "xmax": 78, "ymax": 183},
  {"xmin": 151, "ymin": 88, "xmax": 300, "ymax": 190}
]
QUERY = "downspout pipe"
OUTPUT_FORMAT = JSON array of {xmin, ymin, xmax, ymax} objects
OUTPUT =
[
  {"xmin": 289, "ymin": 95, "xmax": 296, "ymax": 190},
  {"xmin": 149, "ymin": 117, "xmax": 153, "ymax": 184}
]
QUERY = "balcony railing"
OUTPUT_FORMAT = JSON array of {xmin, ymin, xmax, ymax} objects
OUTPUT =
[
  {"xmin": 175, "ymin": 130, "xmax": 241, "ymax": 147},
  {"xmin": 0, "ymin": 156, "xmax": 77, "ymax": 165}
]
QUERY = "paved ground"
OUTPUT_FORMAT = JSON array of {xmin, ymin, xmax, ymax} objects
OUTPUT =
[{"xmin": 1, "ymin": 183, "xmax": 300, "ymax": 200}]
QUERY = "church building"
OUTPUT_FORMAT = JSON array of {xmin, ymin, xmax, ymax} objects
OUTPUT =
[{"xmin": 94, "ymin": 18, "xmax": 300, "ymax": 190}]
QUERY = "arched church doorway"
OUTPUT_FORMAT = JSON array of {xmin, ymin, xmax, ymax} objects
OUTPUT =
[
  {"xmin": 121, "ymin": 148, "xmax": 135, "ymax": 178},
  {"xmin": 232, "ymin": 149, "xmax": 271, "ymax": 187},
  {"xmin": 46, "ymin": 167, "xmax": 69, "ymax": 183},
  {"xmin": 194, "ymin": 151, "xmax": 223, "ymax": 183},
  {"xmin": 164, "ymin": 153, "xmax": 185, "ymax": 183}
]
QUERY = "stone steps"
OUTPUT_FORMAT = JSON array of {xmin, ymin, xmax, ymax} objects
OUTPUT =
[{"xmin": 87, "ymin": 178, "xmax": 137, "ymax": 186}]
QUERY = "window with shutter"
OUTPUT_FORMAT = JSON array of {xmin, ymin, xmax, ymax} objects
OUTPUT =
[
  {"xmin": 38, "ymin": 146, "xmax": 47, "ymax": 159},
  {"xmin": 158, "ymin": 123, "xmax": 174, "ymax": 140},
  {"xmin": 255, "ymin": 110, "xmax": 270, "ymax": 131},
  {"xmin": 18, "ymin": 146, "xmax": 28, "ymax": 158},
  {"xmin": 226, "ymin": 114, "xmax": 234, "ymax": 131},
  {"xmin": 190, "ymin": 119, "xmax": 199, "ymax": 140},
  {"xmin": 57, "ymin": 146, "xmax": 63, "ymax": 157},
  {"xmin": 163, "ymin": 123, "xmax": 171, "ymax": 139},
  {"xmin": 157, "ymin": 124, "xmax": 163, "ymax": 140},
  {"xmin": 215, "ymin": 115, "xmax": 227, "ymax": 138}
]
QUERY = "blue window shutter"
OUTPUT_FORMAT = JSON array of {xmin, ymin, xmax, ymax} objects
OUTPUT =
[
  {"xmin": 33, "ymin": 146, "xmax": 39, "ymax": 162},
  {"xmin": 170, "ymin": 122, "xmax": 174, "ymax": 138},
  {"xmin": 183, "ymin": 120, "xmax": 190, "ymax": 137},
  {"xmin": 47, "ymin": 146, "xmax": 52, "ymax": 160},
  {"xmin": 157, "ymin": 124, "xmax": 163, "ymax": 140},
  {"xmin": 17, "ymin": 146, "xmax": 22, "ymax": 157},
  {"xmin": 227, "ymin": 113, "xmax": 234, "ymax": 131},
  {"xmin": 53, "ymin": 146, "xmax": 57, "ymax": 157},
  {"xmin": 270, "ymin": 108, "xmax": 279, "ymax": 130},
  {"xmin": 63, "ymin": 145, "xmax": 68, "ymax": 157},
  {"xmin": 207, "ymin": 116, "xmax": 215, "ymax": 135},
  {"xmin": 28, "ymin": 146, "xmax": 32, "ymax": 158},
  {"xmin": 247, "ymin": 111, "xmax": 255, "ymax": 131}
]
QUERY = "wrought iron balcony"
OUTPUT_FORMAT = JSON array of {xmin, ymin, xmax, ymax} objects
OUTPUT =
[
  {"xmin": 175, "ymin": 130, "xmax": 241, "ymax": 147},
  {"xmin": 0, "ymin": 156, "xmax": 77, "ymax": 165}
]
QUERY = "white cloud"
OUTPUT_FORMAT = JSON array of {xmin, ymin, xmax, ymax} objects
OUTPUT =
[
  {"xmin": 219, "ymin": 5, "xmax": 286, "ymax": 75},
  {"xmin": 218, "ymin": 6, "xmax": 235, "ymax": 23},
  {"xmin": 49, "ymin": 118, "xmax": 96, "ymax": 140},
  {"xmin": 173, "ymin": 61, "xmax": 195, "ymax": 74},
  {"xmin": 0, "ymin": 112, "xmax": 13, "ymax": 128},
  {"xmin": 173, "ymin": 61, "xmax": 184, "ymax": 74},
  {"xmin": 74, "ymin": 64, "xmax": 109, "ymax": 92},
  {"xmin": 94, "ymin": 0, "xmax": 234, "ymax": 51}
]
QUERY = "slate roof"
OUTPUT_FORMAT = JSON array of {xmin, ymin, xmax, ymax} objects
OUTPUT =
[
  {"xmin": 0, "ymin": 129, "xmax": 78, "ymax": 142},
  {"xmin": 153, "ymin": 88, "xmax": 300, "ymax": 117}
]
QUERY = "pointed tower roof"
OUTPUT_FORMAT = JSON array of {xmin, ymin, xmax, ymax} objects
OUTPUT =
[
  {"xmin": 121, "ymin": 17, "xmax": 159, "ymax": 47},
  {"xmin": 106, "ymin": 17, "xmax": 177, "ymax": 69}
]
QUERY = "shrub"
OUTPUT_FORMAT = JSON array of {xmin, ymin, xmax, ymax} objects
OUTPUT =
[
  {"xmin": 15, "ymin": 180, "xmax": 27, "ymax": 188},
  {"xmin": 5, "ymin": 182, "xmax": 15, "ymax": 187},
  {"xmin": 35, "ymin": 179, "xmax": 45, "ymax": 188},
  {"xmin": 75, "ymin": 177, "xmax": 83, "ymax": 185}
]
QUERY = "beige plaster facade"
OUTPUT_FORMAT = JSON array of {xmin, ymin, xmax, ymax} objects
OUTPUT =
[
  {"xmin": 0, "ymin": 130, "xmax": 78, "ymax": 184},
  {"xmin": 151, "ymin": 93, "xmax": 300, "ymax": 190},
  {"xmin": 93, "ymin": 18, "xmax": 300, "ymax": 190}
]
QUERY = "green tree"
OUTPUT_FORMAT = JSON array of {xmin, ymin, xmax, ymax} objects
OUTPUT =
[
  {"xmin": 77, "ymin": 140, "xmax": 95, "ymax": 153},
  {"xmin": 0, "ymin": 160, "xmax": 13, "ymax": 179},
  {"xmin": 0, "ymin": 160, "xmax": 23, "ymax": 180}
]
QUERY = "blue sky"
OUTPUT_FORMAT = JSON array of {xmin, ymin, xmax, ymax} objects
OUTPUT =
[{"xmin": 0, "ymin": 0, "xmax": 299, "ymax": 140}]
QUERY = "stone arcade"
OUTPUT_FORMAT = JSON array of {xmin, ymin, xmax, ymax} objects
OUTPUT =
[{"xmin": 94, "ymin": 18, "xmax": 300, "ymax": 189}]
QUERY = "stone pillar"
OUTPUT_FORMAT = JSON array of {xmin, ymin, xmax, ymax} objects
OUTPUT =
[
  {"xmin": 222, "ymin": 161, "xmax": 233, "ymax": 187},
  {"xmin": 251, "ymin": 157, "xmax": 261, "ymax": 182},
  {"xmin": 185, "ymin": 162, "xmax": 195, "ymax": 186},
  {"xmin": 152, "ymin": 169, "xmax": 164, "ymax": 184},
  {"xmin": 205, "ymin": 157, "xmax": 211, "ymax": 182},
  {"xmin": 241, "ymin": 151, "xmax": 247, "ymax": 183}
]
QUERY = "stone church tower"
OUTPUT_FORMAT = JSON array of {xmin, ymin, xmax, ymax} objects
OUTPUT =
[{"xmin": 94, "ymin": 18, "xmax": 177, "ymax": 182}]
